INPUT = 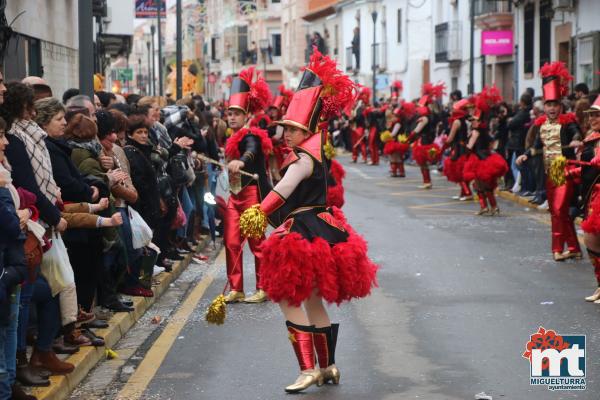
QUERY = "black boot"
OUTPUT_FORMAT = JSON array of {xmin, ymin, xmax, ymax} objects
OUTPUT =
[
  {"xmin": 16, "ymin": 350, "xmax": 50, "ymax": 387},
  {"xmin": 313, "ymin": 324, "xmax": 340, "ymax": 384}
]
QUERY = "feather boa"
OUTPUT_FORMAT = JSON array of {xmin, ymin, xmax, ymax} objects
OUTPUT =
[
  {"xmin": 225, "ymin": 127, "xmax": 273, "ymax": 160},
  {"xmin": 534, "ymin": 112, "xmax": 577, "ymax": 127}
]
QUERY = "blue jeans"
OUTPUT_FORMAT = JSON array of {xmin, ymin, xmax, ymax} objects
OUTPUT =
[
  {"xmin": 177, "ymin": 187, "xmax": 194, "ymax": 239},
  {"xmin": 119, "ymin": 207, "xmax": 142, "ymax": 288},
  {"xmin": 510, "ymin": 151, "xmax": 522, "ymax": 189},
  {"xmin": 0, "ymin": 286, "xmax": 20, "ymax": 400},
  {"xmin": 17, "ymin": 280, "xmax": 34, "ymax": 352}
]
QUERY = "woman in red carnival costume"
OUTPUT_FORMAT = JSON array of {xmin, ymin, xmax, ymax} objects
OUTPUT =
[
  {"xmin": 443, "ymin": 98, "xmax": 474, "ymax": 200},
  {"xmin": 517, "ymin": 62, "xmax": 583, "ymax": 261},
  {"xmin": 382, "ymin": 104, "xmax": 410, "ymax": 177},
  {"xmin": 463, "ymin": 86, "xmax": 508, "ymax": 215},
  {"xmin": 222, "ymin": 66, "xmax": 273, "ymax": 304},
  {"xmin": 239, "ymin": 49, "xmax": 378, "ymax": 393},
  {"xmin": 350, "ymin": 87, "xmax": 370, "ymax": 163},
  {"xmin": 409, "ymin": 83, "xmax": 445, "ymax": 189}
]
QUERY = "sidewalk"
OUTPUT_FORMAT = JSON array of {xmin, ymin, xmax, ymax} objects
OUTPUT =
[
  {"xmin": 497, "ymin": 189, "xmax": 584, "ymax": 225},
  {"xmin": 29, "ymin": 237, "xmax": 213, "ymax": 400}
]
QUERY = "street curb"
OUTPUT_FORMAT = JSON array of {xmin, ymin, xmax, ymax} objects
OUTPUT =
[
  {"xmin": 497, "ymin": 190, "xmax": 583, "ymax": 225},
  {"xmin": 31, "ymin": 236, "xmax": 212, "ymax": 400}
]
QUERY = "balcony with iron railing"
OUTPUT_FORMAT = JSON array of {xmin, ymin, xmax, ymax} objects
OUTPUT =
[
  {"xmin": 435, "ymin": 21, "xmax": 462, "ymax": 63},
  {"xmin": 473, "ymin": 0, "xmax": 513, "ymax": 30}
]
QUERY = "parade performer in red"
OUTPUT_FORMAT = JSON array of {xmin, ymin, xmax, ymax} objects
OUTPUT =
[
  {"xmin": 443, "ymin": 98, "xmax": 473, "ymax": 200},
  {"xmin": 409, "ymin": 83, "xmax": 444, "ymax": 189},
  {"xmin": 566, "ymin": 97, "xmax": 600, "ymax": 301},
  {"xmin": 351, "ymin": 87, "xmax": 369, "ymax": 163},
  {"xmin": 517, "ymin": 62, "xmax": 583, "ymax": 261},
  {"xmin": 266, "ymin": 85, "xmax": 294, "ymax": 183},
  {"xmin": 223, "ymin": 67, "xmax": 273, "ymax": 303},
  {"xmin": 365, "ymin": 102, "xmax": 384, "ymax": 166},
  {"xmin": 239, "ymin": 49, "xmax": 378, "ymax": 393},
  {"xmin": 382, "ymin": 105, "xmax": 409, "ymax": 177},
  {"xmin": 462, "ymin": 87, "xmax": 508, "ymax": 215}
]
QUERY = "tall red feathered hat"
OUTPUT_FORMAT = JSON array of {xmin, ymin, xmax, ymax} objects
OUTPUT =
[
  {"xmin": 391, "ymin": 80, "xmax": 403, "ymax": 99},
  {"xmin": 278, "ymin": 48, "xmax": 356, "ymax": 134},
  {"xmin": 539, "ymin": 61, "xmax": 573, "ymax": 103},
  {"xmin": 228, "ymin": 66, "xmax": 272, "ymax": 114}
]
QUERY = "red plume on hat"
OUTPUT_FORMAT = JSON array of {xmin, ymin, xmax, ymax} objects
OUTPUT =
[
  {"xmin": 401, "ymin": 101, "xmax": 417, "ymax": 119},
  {"xmin": 304, "ymin": 48, "xmax": 357, "ymax": 119},
  {"xmin": 474, "ymin": 85, "xmax": 503, "ymax": 114},
  {"xmin": 418, "ymin": 82, "xmax": 446, "ymax": 107},
  {"xmin": 391, "ymin": 80, "xmax": 403, "ymax": 98},
  {"xmin": 229, "ymin": 66, "xmax": 272, "ymax": 114},
  {"xmin": 539, "ymin": 61, "xmax": 573, "ymax": 102},
  {"xmin": 279, "ymin": 48, "xmax": 356, "ymax": 134},
  {"xmin": 358, "ymin": 85, "xmax": 372, "ymax": 104}
]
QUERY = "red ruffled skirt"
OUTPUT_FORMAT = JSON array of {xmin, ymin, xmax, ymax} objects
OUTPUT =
[
  {"xmin": 443, "ymin": 154, "xmax": 468, "ymax": 183},
  {"xmin": 412, "ymin": 141, "xmax": 441, "ymax": 166},
  {"xmin": 383, "ymin": 141, "xmax": 410, "ymax": 156},
  {"xmin": 463, "ymin": 153, "xmax": 508, "ymax": 188},
  {"xmin": 582, "ymin": 186, "xmax": 600, "ymax": 234},
  {"xmin": 260, "ymin": 207, "xmax": 378, "ymax": 306}
]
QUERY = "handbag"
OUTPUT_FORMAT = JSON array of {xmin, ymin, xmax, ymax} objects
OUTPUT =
[
  {"xmin": 167, "ymin": 151, "xmax": 191, "ymax": 187},
  {"xmin": 170, "ymin": 201, "xmax": 187, "ymax": 229},
  {"xmin": 23, "ymin": 231, "xmax": 43, "ymax": 282}
]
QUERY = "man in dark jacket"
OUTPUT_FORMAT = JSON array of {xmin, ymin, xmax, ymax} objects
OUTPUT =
[{"xmin": 506, "ymin": 93, "xmax": 533, "ymax": 193}]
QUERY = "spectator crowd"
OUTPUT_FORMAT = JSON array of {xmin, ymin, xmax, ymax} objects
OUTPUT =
[{"xmin": 0, "ymin": 74, "xmax": 224, "ymax": 400}]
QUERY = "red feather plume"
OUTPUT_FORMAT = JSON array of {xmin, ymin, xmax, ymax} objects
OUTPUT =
[
  {"xmin": 539, "ymin": 61, "xmax": 573, "ymax": 97},
  {"xmin": 474, "ymin": 85, "xmax": 503, "ymax": 114},
  {"xmin": 392, "ymin": 80, "xmax": 403, "ymax": 92},
  {"xmin": 304, "ymin": 47, "xmax": 357, "ymax": 119},
  {"xmin": 239, "ymin": 67, "xmax": 272, "ymax": 114},
  {"xmin": 401, "ymin": 101, "xmax": 417, "ymax": 119},
  {"xmin": 421, "ymin": 82, "xmax": 446, "ymax": 101}
]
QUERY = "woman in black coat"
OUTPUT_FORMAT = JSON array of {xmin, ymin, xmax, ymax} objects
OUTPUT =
[{"xmin": 123, "ymin": 114, "xmax": 161, "ymax": 233}]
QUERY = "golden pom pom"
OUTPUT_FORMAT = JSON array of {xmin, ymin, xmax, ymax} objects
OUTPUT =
[
  {"xmin": 428, "ymin": 147, "xmax": 439, "ymax": 159},
  {"xmin": 379, "ymin": 130, "xmax": 393, "ymax": 143},
  {"xmin": 323, "ymin": 140, "xmax": 336, "ymax": 160},
  {"xmin": 205, "ymin": 294, "xmax": 227, "ymax": 325},
  {"xmin": 240, "ymin": 204, "xmax": 268, "ymax": 239},
  {"xmin": 549, "ymin": 155, "xmax": 567, "ymax": 187},
  {"xmin": 397, "ymin": 134, "xmax": 408, "ymax": 144},
  {"xmin": 225, "ymin": 128, "xmax": 233, "ymax": 137}
]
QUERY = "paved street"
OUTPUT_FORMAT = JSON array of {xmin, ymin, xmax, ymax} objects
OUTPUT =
[{"xmin": 83, "ymin": 157, "xmax": 600, "ymax": 400}]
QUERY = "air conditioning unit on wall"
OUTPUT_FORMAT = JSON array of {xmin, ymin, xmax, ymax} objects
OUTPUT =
[{"xmin": 553, "ymin": 0, "xmax": 575, "ymax": 11}]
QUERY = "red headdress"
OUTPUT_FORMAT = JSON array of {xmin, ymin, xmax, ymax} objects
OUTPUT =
[
  {"xmin": 391, "ymin": 80, "xmax": 403, "ymax": 99},
  {"xmin": 228, "ymin": 66, "xmax": 272, "ymax": 114},
  {"xmin": 401, "ymin": 101, "xmax": 417, "ymax": 120},
  {"xmin": 471, "ymin": 85, "xmax": 503, "ymax": 126},
  {"xmin": 418, "ymin": 82, "xmax": 446, "ymax": 107},
  {"xmin": 539, "ymin": 61, "xmax": 573, "ymax": 102},
  {"xmin": 279, "ymin": 48, "xmax": 357, "ymax": 134},
  {"xmin": 358, "ymin": 86, "xmax": 372, "ymax": 105}
]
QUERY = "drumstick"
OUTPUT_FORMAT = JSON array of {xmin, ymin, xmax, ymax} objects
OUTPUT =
[{"xmin": 194, "ymin": 153, "xmax": 259, "ymax": 180}]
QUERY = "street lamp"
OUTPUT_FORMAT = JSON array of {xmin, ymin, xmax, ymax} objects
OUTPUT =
[
  {"xmin": 370, "ymin": 2, "xmax": 378, "ymax": 105},
  {"xmin": 259, "ymin": 39, "xmax": 269, "ymax": 81}
]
